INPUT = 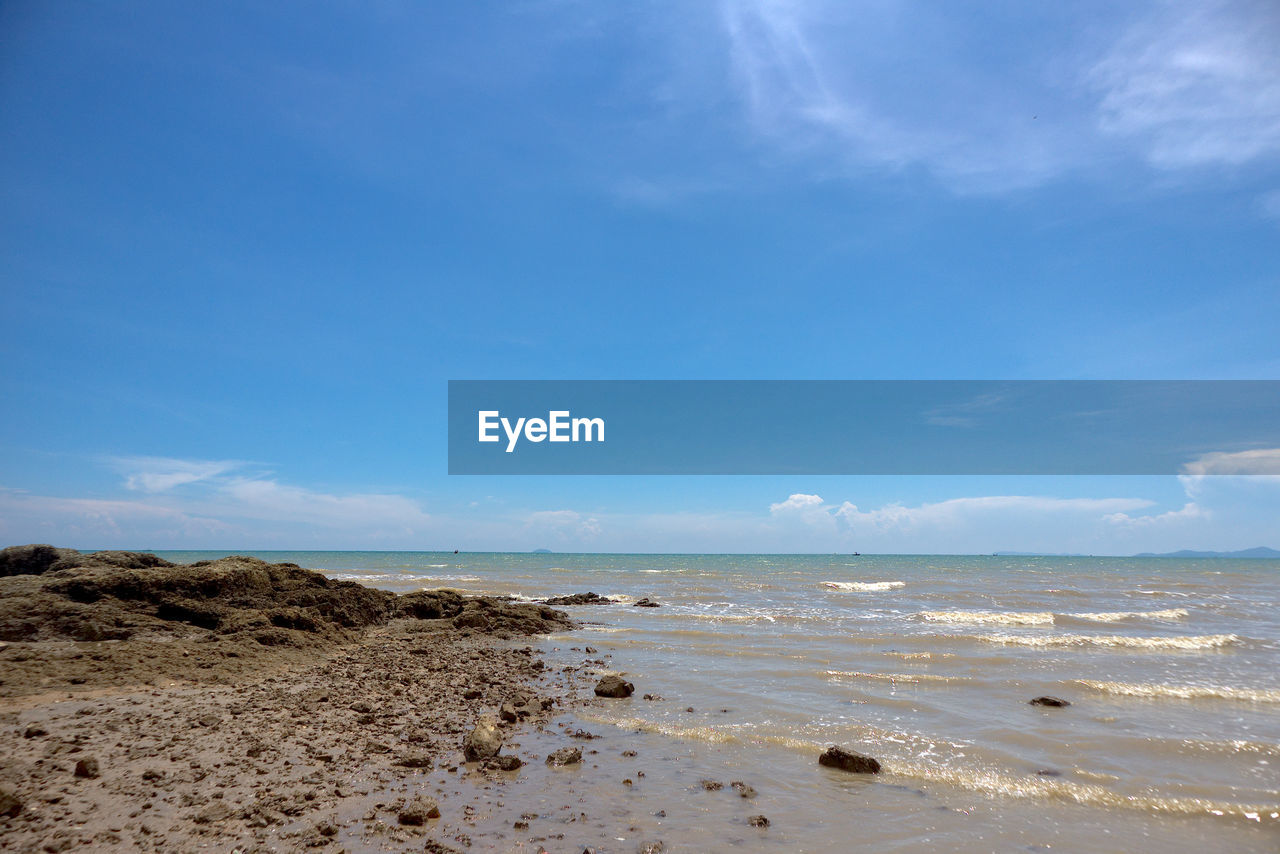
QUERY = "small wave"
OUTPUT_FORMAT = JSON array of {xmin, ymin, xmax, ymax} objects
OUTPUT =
[
  {"xmin": 330, "ymin": 572, "xmax": 410, "ymax": 582},
  {"xmin": 979, "ymin": 633, "xmax": 1239, "ymax": 650},
  {"xmin": 424, "ymin": 563, "xmax": 450, "ymax": 568},
  {"xmin": 1077, "ymin": 680, "xmax": 1280, "ymax": 703},
  {"xmin": 578, "ymin": 713, "xmax": 1280, "ymax": 820},
  {"xmin": 920, "ymin": 610, "xmax": 1054, "ymax": 626},
  {"xmin": 823, "ymin": 581, "xmax": 905, "ymax": 592},
  {"xmin": 882, "ymin": 651, "xmax": 955, "ymax": 660},
  {"xmin": 826, "ymin": 670, "xmax": 964, "ymax": 685},
  {"xmin": 606, "ymin": 594, "xmax": 636, "ymax": 604},
  {"xmin": 1067, "ymin": 608, "xmax": 1188, "ymax": 623}
]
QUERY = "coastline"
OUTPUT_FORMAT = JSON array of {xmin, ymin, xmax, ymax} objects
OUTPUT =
[{"xmin": 0, "ymin": 546, "xmax": 612, "ymax": 852}]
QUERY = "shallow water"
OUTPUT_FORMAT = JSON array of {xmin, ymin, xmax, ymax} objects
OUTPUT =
[{"xmin": 158, "ymin": 551, "xmax": 1280, "ymax": 851}]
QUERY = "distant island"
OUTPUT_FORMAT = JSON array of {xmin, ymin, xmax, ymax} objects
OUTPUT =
[
  {"xmin": 1133, "ymin": 546, "xmax": 1280, "ymax": 558},
  {"xmin": 992, "ymin": 547, "xmax": 1279, "ymax": 558},
  {"xmin": 532, "ymin": 548, "xmax": 553, "ymax": 554}
]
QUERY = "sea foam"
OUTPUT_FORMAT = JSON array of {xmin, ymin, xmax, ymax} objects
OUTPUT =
[{"xmin": 822, "ymin": 581, "xmax": 905, "ymax": 591}]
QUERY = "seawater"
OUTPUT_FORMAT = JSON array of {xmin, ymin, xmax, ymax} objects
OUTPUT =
[{"xmin": 157, "ymin": 551, "xmax": 1280, "ymax": 852}]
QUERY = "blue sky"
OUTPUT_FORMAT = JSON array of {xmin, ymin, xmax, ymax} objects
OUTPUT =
[{"xmin": 2, "ymin": 0, "xmax": 1278, "ymax": 552}]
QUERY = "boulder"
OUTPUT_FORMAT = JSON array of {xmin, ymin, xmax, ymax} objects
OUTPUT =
[
  {"xmin": 462, "ymin": 716, "xmax": 503, "ymax": 762},
  {"xmin": 594, "ymin": 675, "xmax": 634, "ymax": 698},
  {"xmin": 748, "ymin": 815, "xmax": 770, "ymax": 828},
  {"xmin": 633, "ymin": 598, "xmax": 660, "ymax": 608},
  {"xmin": 1029, "ymin": 696, "xmax": 1070, "ymax": 707},
  {"xmin": 818, "ymin": 746, "xmax": 880, "ymax": 774}
]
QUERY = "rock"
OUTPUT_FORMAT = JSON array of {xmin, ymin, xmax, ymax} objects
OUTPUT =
[
  {"xmin": 633, "ymin": 598, "xmax": 660, "ymax": 608},
  {"xmin": 1036, "ymin": 769, "xmax": 1062, "ymax": 776},
  {"xmin": 545, "ymin": 747, "xmax": 582, "ymax": 766},
  {"xmin": 748, "ymin": 815, "xmax": 770, "ymax": 828},
  {"xmin": 1029, "ymin": 696, "xmax": 1070, "ymax": 707},
  {"xmin": 73, "ymin": 758, "xmax": 100, "ymax": 779},
  {"xmin": 731, "ymin": 781, "xmax": 757, "ymax": 798},
  {"xmin": 584, "ymin": 646, "xmax": 597, "ymax": 654},
  {"xmin": 462, "ymin": 716, "xmax": 503, "ymax": 761},
  {"xmin": 484, "ymin": 755, "xmax": 523, "ymax": 771},
  {"xmin": 0, "ymin": 787, "xmax": 23, "ymax": 818},
  {"xmin": 543, "ymin": 592, "xmax": 613, "ymax": 606},
  {"xmin": 463, "ymin": 688, "xmax": 483, "ymax": 700},
  {"xmin": 393, "ymin": 752, "xmax": 434, "ymax": 769},
  {"xmin": 194, "ymin": 801, "xmax": 235, "ymax": 823},
  {"xmin": 818, "ymin": 746, "xmax": 881, "ymax": 774},
  {"xmin": 699, "ymin": 779, "xmax": 723, "ymax": 791},
  {"xmin": 0, "ymin": 544, "xmax": 82, "ymax": 576},
  {"xmin": 23, "ymin": 724, "xmax": 46, "ymax": 738},
  {"xmin": 637, "ymin": 842, "xmax": 665, "ymax": 853},
  {"xmin": 349, "ymin": 701, "xmax": 373, "ymax": 713},
  {"xmin": 397, "ymin": 795, "xmax": 441, "ymax": 825},
  {"xmin": 642, "ymin": 693, "xmax": 663, "ymax": 701},
  {"xmin": 594, "ymin": 675, "xmax": 634, "ymax": 698}
]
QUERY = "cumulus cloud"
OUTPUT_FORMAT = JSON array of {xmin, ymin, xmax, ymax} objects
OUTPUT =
[{"xmin": 769, "ymin": 493, "xmax": 826, "ymax": 513}]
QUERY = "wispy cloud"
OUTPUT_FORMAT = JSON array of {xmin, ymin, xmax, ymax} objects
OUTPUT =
[
  {"xmin": 0, "ymin": 457, "xmax": 432, "ymax": 548},
  {"xmin": 703, "ymin": 0, "xmax": 1280, "ymax": 193},
  {"xmin": 105, "ymin": 455, "xmax": 246, "ymax": 493},
  {"xmin": 1089, "ymin": 0, "xmax": 1280, "ymax": 168}
]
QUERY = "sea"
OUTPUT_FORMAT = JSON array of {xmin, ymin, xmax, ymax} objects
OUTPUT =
[{"xmin": 156, "ymin": 551, "xmax": 1280, "ymax": 852}]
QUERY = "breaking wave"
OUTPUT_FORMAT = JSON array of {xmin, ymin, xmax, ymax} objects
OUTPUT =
[{"xmin": 1076, "ymin": 680, "xmax": 1280, "ymax": 703}]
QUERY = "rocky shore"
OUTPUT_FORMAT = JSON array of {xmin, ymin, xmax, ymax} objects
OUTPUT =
[{"xmin": 0, "ymin": 546, "xmax": 586, "ymax": 852}]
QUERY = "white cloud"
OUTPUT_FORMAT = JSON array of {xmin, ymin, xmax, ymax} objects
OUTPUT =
[
  {"xmin": 107, "ymin": 455, "xmax": 245, "ymax": 493},
  {"xmin": 0, "ymin": 457, "xmax": 433, "ymax": 548},
  {"xmin": 832, "ymin": 494, "xmax": 1154, "ymax": 533},
  {"xmin": 769, "ymin": 493, "xmax": 826, "ymax": 513},
  {"xmin": 1104, "ymin": 501, "xmax": 1205, "ymax": 528},
  {"xmin": 700, "ymin": 0, "xmax": 1280, "ymax": 193},
  {"xmin": 1182, "ymin": 448, "xmax": 1280, "ymax": 475},
  {"xmin": 1090, "ymin": 0, "xmax": 1280, "ymax": 168},
  {"xmin": 524, "ymin": 509, "xmax": 602, "ymax": 542}
]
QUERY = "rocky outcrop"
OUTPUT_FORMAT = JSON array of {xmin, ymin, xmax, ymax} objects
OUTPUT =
[
  {"xmin": 633, "ymin": 598, "xmax": 660, "ymax": 608},
  {"xmin": 0, "ymin": 547, "xmax": 572, "ymax": 649},
  {"xmin": 818, "ymin": 746, "xmax": 881, "ymax": 774},
  {"xmin": 543, "ymin": 592, "xmax": 614, "ymax": 606}
]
